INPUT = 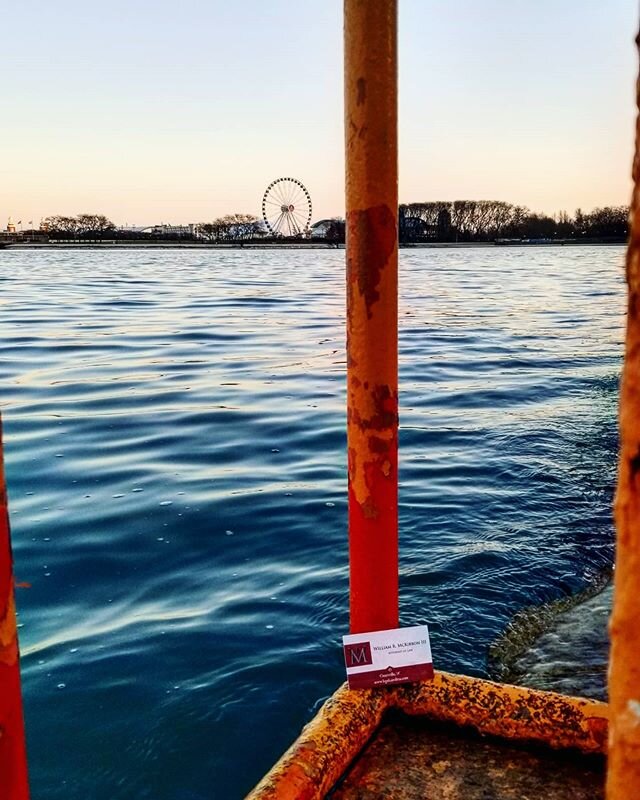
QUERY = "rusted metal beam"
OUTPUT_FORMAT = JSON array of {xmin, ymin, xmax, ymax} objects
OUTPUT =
[
  {"xmin": 345, "ymin": 0, "xmax": 399, "ymax": 634},
  {"xmin": 246, "ymin": 684, "xmax": 388, "ymax": 800},
  {"xmin": 246, "ymin": 673, "xmax": 609, "ymax": 799},
  {"xmin": 395, "ymin": 672, "xmax": 608, "ymax": 754},
  {"xmin": 0, "ymin": 414, "xmax": 30, "ymax": 800},
  {"xmin": 607, "ymin": 28, "xmax": 640, "ymax": 800}
]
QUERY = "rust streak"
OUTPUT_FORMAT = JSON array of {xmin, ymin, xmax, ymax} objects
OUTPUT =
[
  {"xmin": 368, "ymin": 436, "xmax": 390, "ymax": 455},
  {"xmin": 346, "ymin": 205, "xmax": 396, "ymax": 319}
]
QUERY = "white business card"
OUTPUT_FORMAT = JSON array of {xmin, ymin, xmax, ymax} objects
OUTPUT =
[{"xmin": 342, "ymin": 624, "xmax": 434, "ymax": 689}]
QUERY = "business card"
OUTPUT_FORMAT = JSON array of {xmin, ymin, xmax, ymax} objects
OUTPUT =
[{"xmin": 342, "ymin": 624, "xmax": 434, "ymax": 689}]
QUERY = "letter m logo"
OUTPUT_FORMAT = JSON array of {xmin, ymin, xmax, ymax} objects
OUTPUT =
[{"xmin": 344, "ymin": 641, "xmax": 372, "ymax": 668}]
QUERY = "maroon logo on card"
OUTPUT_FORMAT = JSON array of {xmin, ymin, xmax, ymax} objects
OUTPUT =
[{"xmin": 344, "ymin": 641, "xmax": 372, "ymax": 667}]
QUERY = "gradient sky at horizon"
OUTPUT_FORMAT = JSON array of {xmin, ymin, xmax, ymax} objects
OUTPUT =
[{"xmin": 2, "ymin": 1, "xmax": 638, "ymax": 227}]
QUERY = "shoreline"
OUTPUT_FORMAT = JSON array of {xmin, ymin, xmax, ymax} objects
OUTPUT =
[{"xmin": 0, "ymin": 240, "xmax": 626, "ymax": 250}]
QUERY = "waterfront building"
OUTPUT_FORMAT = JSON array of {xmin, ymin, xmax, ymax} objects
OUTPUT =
[
  {"xmin": 310, "ymin": 218, "xmax": 345, "ymax": 241},
  {"xmin": 143, "ymin": 223, "xmax": 198, "ymax": 238}
]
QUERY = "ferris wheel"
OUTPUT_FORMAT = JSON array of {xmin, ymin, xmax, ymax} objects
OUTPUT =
[{"xmin": 262, "ymin": 178, "xmax": 312, "ymax": 237}]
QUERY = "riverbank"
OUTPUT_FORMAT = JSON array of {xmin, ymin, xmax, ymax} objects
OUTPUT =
[
  {"xmin": 0, "ymin": 241, "xmax": 344, "ymax": 250},
  {"xmin": 0, "ymin": 239, "xmax": 626, "ymax": 250}
]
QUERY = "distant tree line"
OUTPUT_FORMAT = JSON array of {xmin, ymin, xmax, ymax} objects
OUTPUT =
[
  {"xmin": 41, "ymin": 212, "xmax": 265, "ymax": 242},
  {"xmin": 196, "ymin": 214, "xmax": 260, "ymax": 241},
  {"xmin": 43, "ymin": 214, "xmax": 116, "ymax": 238},
  {"xmin": 399, "ymin": 202, "xmax": 629, "ymax": 243},
  {"xmin": 35, "ymin": 203, "xmax": 628, "ymax": 244}
]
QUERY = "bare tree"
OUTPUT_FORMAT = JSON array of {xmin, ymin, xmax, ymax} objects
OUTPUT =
[
  {"xmin": 43, "ymin": 216, "xmax": 79, "ymax": 236},
  {"xmin": 43, "ymin": 214, "xmax": 115, "ymax": 238},
  {"xmin": 197, "ymin": 214, "xmax": 259, "ymax": 242},
  {"xmin": 76, "ymin": 214, "xmax": 115, "ymax": 238}
]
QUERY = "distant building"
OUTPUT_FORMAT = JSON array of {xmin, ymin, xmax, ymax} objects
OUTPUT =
[
  {"xmin": 437, "ymin": 208, "xmax": 452, "ymax": 237},
  {"xmin": 6, "ymin": 217, "xmax": 16, "ymax": 233},
  {"xmin": 117, "ymin": 225, "xmax": 151, "ymax": 235},
  {"xmin": 399, "ymin": 206, "xmax": 452, "ymax": 242},
  {"xmin": 248, "ymin": 220, "xmax": 268, "ymax": 238},
  {"xmin": 310, "ymin": 218, "xmax": 345, "ymax": 241},
  {"xmin": 140, "ymin": 223, "xmax": 198, "ymax": 238}
]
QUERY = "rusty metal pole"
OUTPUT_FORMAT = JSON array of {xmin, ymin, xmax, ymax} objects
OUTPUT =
[
  {"xmin": 0, "ymin": 415, "xmax": 30, "ymax": 800},
  {"xmin": 607, "ymin": 29, "xmax": 640, "ymax": 799},
  {"xmin": 345, "ymin": 0, "xmax": 399, "ymax": 634}
]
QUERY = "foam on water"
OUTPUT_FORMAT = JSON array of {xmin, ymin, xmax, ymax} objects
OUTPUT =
[{"xmin": 0, "ymin": 246, "xmax": 623, "ymax": 798}]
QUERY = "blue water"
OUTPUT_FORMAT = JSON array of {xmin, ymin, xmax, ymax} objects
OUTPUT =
[{"xmin": 0, "ymin": 246, "xmax": 623, "ymax": 799}]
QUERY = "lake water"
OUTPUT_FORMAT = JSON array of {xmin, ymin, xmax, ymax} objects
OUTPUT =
[{"xmin": 0, "ymin": 246, "xmax": 624, "ymax": 799}]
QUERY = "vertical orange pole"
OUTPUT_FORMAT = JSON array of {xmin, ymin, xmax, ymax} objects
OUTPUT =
[
  {"xmin": 344, "ymin": 0, "xmax": 399, "ymax": 634},
  {"xmin": 0, "ymin": 415, "xmax": 30, "ymax": 800},
  {"xmin": 608, "ymin": 25, "xmax": 640, "ymax": 798},
  {"xmin": 608, "ymin": 28, "xmax": 640, "ymax": 798}
]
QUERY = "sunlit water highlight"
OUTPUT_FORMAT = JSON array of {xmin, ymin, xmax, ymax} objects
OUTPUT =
[{"xmin": 0, "ymin": 246, "xmax": 623, "ymax": 799}]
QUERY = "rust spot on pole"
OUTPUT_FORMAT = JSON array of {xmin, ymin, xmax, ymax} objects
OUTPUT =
[
  {"xmin": 346, "ymin": 205, "xmax": 397, "ymax": 320},
  {"xmin": 345, "ymin": 0, "xmax": 399, "ymax": 636},
  {"xmin": 368, "ymin": 436, "xmax": 390, "ymax": 455},
  {"xmin": 0, "ymin": 415, "xmax": 30, "ymax": 800}
]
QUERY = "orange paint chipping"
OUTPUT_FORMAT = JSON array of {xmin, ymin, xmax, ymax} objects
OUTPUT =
[
  {"xmin": 395, "ymin": 672, "xmax": 608, "ymax": 754},
  {"xmin": 607, "ymin": 28, "xmax": 640, "ymax": 800},
  {"xmin": 246, "ymin": 684, "xmax": 388, "ymax": 800},
  {"xmin": 246, "ymin": 673, "xmax": 609, "ymax": 799},
  {"xmin": 345, "ymin": 0, "xmax": 399, "ymax": 635}
]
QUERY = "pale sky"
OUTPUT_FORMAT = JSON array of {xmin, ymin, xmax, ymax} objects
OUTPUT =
[{"xmin": 1, "ymin": 1, "xmax": 638, "ymax": 227}]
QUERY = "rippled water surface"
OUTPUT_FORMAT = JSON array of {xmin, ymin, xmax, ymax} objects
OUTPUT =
[{"xmin": 0, "ymin": 246, "xmax": 624, "ymax": 799}]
